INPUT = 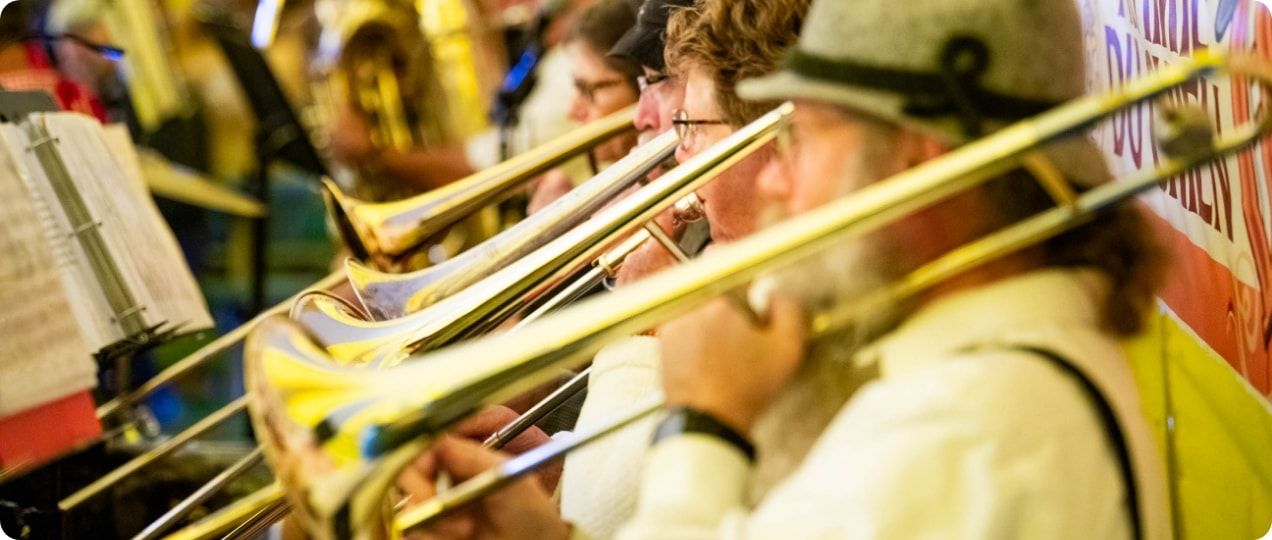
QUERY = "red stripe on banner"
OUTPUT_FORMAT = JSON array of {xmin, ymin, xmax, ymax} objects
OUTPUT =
[{"xmin": 1151, "ymin": 211, "xmax": 1271, "ymax": 396}]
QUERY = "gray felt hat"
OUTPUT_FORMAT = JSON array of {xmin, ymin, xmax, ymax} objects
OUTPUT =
[{"xmin": 738, "ymin": 0, "xmax": 1110, "ymax": 185}]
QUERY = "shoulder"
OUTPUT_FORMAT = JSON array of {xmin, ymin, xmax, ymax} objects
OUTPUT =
[
  {"xmin": 840, "ymin": 347, "xmax": 1116, "ymax": 444},
  {"xmin": 749, "ymin": 348, "xmax": 1131, "ymax": 538}
]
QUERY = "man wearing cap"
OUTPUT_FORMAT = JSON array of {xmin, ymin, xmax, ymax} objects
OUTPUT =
[
  {"xmin": 630, "ymin": 0, "xmax": 1174, "ymax": 537},
  {"xmin": 554, "ymin": 1, "xmax": 808, "ymax": 537},
  {"xmin": 604, "ymin": 0, "xmax": 698, "ymax": 287},
  {"xmin": 409, "ymin": 0, "xmax": 1173, "ymax": 539}
]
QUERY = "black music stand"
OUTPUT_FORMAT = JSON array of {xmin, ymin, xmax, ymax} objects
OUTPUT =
[{"xmin": 200, "ymin": 12, "xmax": 329, "ymax": 315}]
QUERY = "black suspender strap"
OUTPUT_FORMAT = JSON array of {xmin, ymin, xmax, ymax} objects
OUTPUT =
[{"xmin": 1003, "ymin": 345, "xmax": 1143, "ymax": 540}]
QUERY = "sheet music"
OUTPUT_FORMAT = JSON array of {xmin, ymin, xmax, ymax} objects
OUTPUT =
[
  {"xmin": 0, "ymin": 125, "xmax": 97, "ymax": 416},
  {"xmin": 0, "ymin": 123, "xmax": 121, "ymax": 350},
  {"xmin": 96, "ymin": 121, "xmax": 214, "ymax": 334},
  {"xmin": 37, "ymin": 113, "xmax": 213, "ymax": 337}
]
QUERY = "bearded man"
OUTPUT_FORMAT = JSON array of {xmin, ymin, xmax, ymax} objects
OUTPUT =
[{"xmin": 411, "ymin": 0, "xmax": 1173, "ymax": 539}]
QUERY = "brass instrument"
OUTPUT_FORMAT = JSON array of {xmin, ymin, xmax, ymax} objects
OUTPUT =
[
  {"xmin": 343, "ymin": 128, "xmax": 679, "ymax": 320},
  {"xmin": 242, "ymin": 51, "xmax": 1272, "ymax": 539},
  {"xmin": 292, "ymin": 105, "xmax": 792, "ymax": 364},
  {"xmin": 323, "ymin": 104, "xmax": 636, "ymax": 267},
  {"xmin": 149, "ymin": 118, "xmax": 739, "ymax": 539},
  {"xmin": 311, "ymin": 0, "xmax": 503, "ymax": 267},
  {"xmin": 68, "ymin": 133, "xmax": 663, "ymax": 537},
  {"xmin": 93, "ymin": 103, "xmax": 643, "ymax": 424},
  {"xmin": 75, "ymin": 111, "xmax": 652, "ymax": 531}
]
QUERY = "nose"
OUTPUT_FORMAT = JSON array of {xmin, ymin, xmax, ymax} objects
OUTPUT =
[
  {"xmin": 568, "ymin": 94, "xmax": 589, "ymax": 124},
  {"xmin": 634, "ymin": 90, "xmax": 660, "ymax": 133}
]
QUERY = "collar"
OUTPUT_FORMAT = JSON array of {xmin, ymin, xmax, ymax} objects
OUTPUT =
[{"xmin": 853, "ymin": 268, "xmax": 1110, "ymax": 377}]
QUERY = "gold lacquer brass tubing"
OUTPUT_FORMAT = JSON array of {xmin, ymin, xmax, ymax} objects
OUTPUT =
[
  {"xmin": 250, "ymin": 51, "xmax": 1272, "ymax": 540},
  {"xmin": 337, "ymin": 104, "xmax": 637, "ymax": 258},
  {"xmin": 409, "ymin": 78, "xmax": 1272, "ymax": 524},
  {"xmin": 61, "ymin": 396, "xmax": 250, "ymax": 512},
  {"xmin": 96, "ymin": 271, "xmax": 345, "ymax": 421},
  {"xmin": 162, "ymin": 483, "xmax": 285, "ymax": 540},
  {"xmin": 349, "ymin": 129, "xmax": 678, "ymax": 320},
  {"xmin": 296, "ymin": 106, "xmax": 791, "ymax": 364}
]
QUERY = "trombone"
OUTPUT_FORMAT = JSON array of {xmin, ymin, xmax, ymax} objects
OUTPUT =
[
  {"xmin": 325, "ymin": 104, "xmax": 636, "ymax": 267},
  {"xmin": 151, "ymin": 114, "xmax": 761, "ymax": 538},
  {"xmin": 243, "ymin": 50, "xmax": 1272, "ymax": 540},
  {"xmin": 64, "ymin": 107, "xmax": 656, "ymax": 526},
  {"xmin": 340, "ymin": 128, "xmax": 681, "ymax": 321},
  {"xmin": 291, "ymin": 105, "xmax": 793, "ymax": 364},
  {"xmin": 92, "ymin": 105, "xmax": 641, "ymax": 426}
]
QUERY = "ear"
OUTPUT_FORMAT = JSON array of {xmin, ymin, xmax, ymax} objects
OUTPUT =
[
  {"xmin": 916, "ymin": 133, "xmax": 951, "ymax": 162},
  {"xmin": 893, "ymin": 130, "xmax": 951, "ymax": 171}
]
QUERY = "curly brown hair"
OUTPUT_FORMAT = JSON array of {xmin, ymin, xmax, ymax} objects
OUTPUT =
[{"xmin": 664, "ymin": 0, "xmax": 810, "ymax": 126}]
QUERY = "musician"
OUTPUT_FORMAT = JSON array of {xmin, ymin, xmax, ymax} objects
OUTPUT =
[
  {"xmin": 601, "ymin": 0, "xmax": 693, "ymax": 287},
  {"xmin": 410, "ymin": 0, "xmax": 1173, "ymax": 539},
  {"xmin": 401, "ymin": 1, "xmax": 810, "ymax": 538},
  {"xmin": 557, "ymin": 1, "xmax": 809, "ymax": 536},
  {"xmin": 528, "ymin": 0, "xmax": 642, "ymax": 215}
]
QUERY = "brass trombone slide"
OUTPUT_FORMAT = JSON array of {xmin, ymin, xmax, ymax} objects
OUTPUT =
[
  {"xmin": 245, "ymin": 50, "xmax": 1272, "ymax": 540},
  {"xmin": 148, "ymin": 222, "xmax": 676, "ymax": 540},
  {"xmin": 326, "ymin": 103, "xmax": 636, "ymax": 264},
  {"xmin": 400, "ymin": 96, "xmax": 1252, "ymax": 527},
  {"xmin": 344, "ymin": 129, "xmax": 679, "ymax": 320},
  {"xmin": 96, "ymin": 108, "xmax": 638, "ymax": 423},
  {"xmin": 102, "ymin": 119, "xmax": 672, "ymax": 538},
  {"xmin": 291, "ymin": 104, "xmax": 793, "ymax": 364}
]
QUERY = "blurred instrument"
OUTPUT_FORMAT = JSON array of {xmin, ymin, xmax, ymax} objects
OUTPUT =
[
  {"xmin": 243, "ymin": 50, "xmax": 1272, "ymax": 539},
  {"xmin": 308, "ymin": 0, "xmax": 504, "ymax": 266},
  {"xmin": 137, "ymin": 148, "xmax": 266, "ymax": 218}
]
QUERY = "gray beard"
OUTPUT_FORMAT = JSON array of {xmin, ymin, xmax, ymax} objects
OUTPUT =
[
  {"xmin": 744, "ymin": 238, "xmax": 906, "ymax": 502},
  {"xmin": 743, "ymin": 142, "xmax": 913, "ymax": 502}
]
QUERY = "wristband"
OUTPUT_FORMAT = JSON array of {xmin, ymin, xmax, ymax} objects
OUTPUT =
[{"xmin": 653, "ymin": 406, "xmax": 755, "ymax": 461}]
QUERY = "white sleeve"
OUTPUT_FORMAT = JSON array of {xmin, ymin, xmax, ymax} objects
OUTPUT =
[
  {"xmin": 614, "ymin": 356, "xmax": 1127, "ymax": 540},
  {"xmin": 560, "ymin": 337, "xmax": 663, "ymax": 538}
]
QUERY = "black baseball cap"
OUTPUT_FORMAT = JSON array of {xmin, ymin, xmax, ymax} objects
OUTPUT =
[{"xmin": 608, "ymin": 0, "xmax": 694, "ymax": 71}]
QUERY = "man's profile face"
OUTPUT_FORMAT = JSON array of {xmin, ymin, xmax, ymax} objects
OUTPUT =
[
  {"xmin": 676, "ymin": 66, "xmax": 766, "ymax": 243},
  {"xmin": 634, "ymin": 65, "xmax": 686, "ymax": 144},
  {"xmin": 758, "ymin": 101, "xmax": 885, "ymax": 220}
]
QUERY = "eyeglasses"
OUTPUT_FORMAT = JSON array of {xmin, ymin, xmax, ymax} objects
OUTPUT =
[
  {"xmin": 637, "ymin": 72, "xmax": 670, "ymax": 93},
  {"xmin": 672, "ymin": 108, "xmax": 728, "ymax": 144},
  {"xmin": 574, "ymin": 78, "xmax": 627, "ymax": 103},
  {"xmin": 19, "ymin": 33, "xmax": 126, "ymax": 61}
]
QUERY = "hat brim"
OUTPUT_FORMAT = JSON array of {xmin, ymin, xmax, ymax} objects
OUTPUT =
[
  {"xmin": 738, "ymin": 70, "xmax": 1110, "ymax": 187},
  {"xmin": 609, "ymin": 26, "xmax": 665, "ymax": 71}
]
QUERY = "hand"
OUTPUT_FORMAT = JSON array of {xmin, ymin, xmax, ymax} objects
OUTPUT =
[
  {"xmin": 327, "ymin": 105, "xmax": 376, "ymax": 167},
  {"xmin": 656, "ymin": 293, "xmax": 807, "ymax": 434},
  {"xmin": 448, "ymin": 405, "xmax": 561, "ymax": 491},
  {"xmin": 527, "ymin": 170, "xmax": 575, "ymax": 215},
  {"xmin": 399, "ymin": 436, "xmax": 572, "ymax": 540},
  {"xmin": 614, "ymin": 207, "xmax": 685, "ymax": 287}
]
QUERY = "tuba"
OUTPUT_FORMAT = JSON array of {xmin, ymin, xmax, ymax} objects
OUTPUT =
[{"xmin": 311, "ymin": 0, "xmax": 501, "ymax": 267}]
